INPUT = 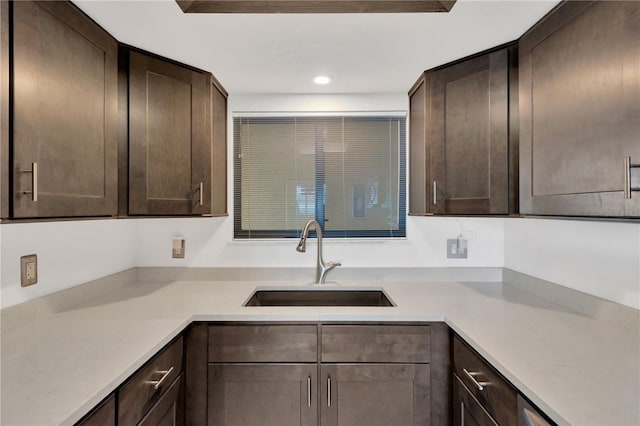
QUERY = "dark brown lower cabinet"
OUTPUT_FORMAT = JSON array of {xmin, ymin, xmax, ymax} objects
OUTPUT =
[
  {"xmin": 320, "ymin": 364, "xmax": 430, "ymax": 426},
  {"xmin": 139, "ymin": 375, "xmax": 185, "ymax": 426},
  {"xmin": 208, "ymin": 364, "xmax": 318, "ymax": 426},
  {"xmin": 77, "ymin": 395, "xmax": 116, "ymax": 426},
  {"xmin": 201, "ymin": 323, "xmax": 448, "ymax": 426},
  {"xmin": 453, "ymin": 375, "xmax": 496, "ymax": 426}
]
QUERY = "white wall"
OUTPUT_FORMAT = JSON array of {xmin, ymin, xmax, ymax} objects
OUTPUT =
[
  {"xmin": 0, "ymin": 219, "xmax": 137, "ymax": 309},
  {"xmin": 2, "ymin": 93, "xmax": 637, "ymax": 312},
  {"xmin": 504, "ymin": 218, "xmax": 640, "ymax": 310},
  {"xmin": 135, "ymin": 93, "xmax": 505, "ymax": 269}
]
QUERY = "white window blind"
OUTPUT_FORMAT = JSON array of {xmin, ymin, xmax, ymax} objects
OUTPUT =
[{"xmin": 234, "ymin": 114, "xmax": 406, "ymax": 238}]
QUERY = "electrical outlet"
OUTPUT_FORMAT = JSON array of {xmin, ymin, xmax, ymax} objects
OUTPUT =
[
  {"xmin": 447, "ymin": 238, "xmax": 468, "ymax": 259},
  {"xmin": 172, "ymin": 239, "xmax": 185, "ymax": 259},
  {"xmin": 20, "ymin": 254, "xmax": 38, "ymax": 287}
]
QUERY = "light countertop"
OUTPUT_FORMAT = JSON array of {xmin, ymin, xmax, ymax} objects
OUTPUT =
[{"xmin": 1, "ymin": 272, "xmax": 638, "ymax": 425}]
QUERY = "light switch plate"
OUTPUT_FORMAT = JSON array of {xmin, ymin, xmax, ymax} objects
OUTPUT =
[
  {"xmin": 447, "ymin": 239, "xmax": 468, "ymax": 259},
  {"xmin": 172, "ymin": 239, "xmax": 185, "ymax": 259},
  {"xmin": 20, "ymin": 254, "xmax": 38, "ymax": 287}
]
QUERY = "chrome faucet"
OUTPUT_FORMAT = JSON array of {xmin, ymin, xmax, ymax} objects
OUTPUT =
[{"xmin": 296, "ymin": 220, "xmax": 341, "ymax": 284}]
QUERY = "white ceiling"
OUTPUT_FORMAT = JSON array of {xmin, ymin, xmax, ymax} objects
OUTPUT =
[{"xmin": 74, "ymin": 0, "xmax": 559, "ymax": 94}]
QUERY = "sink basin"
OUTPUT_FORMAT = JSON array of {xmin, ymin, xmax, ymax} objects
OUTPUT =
[{"xmin": 244, "ymin": 289, "xmax": 394, "ymax": 307}]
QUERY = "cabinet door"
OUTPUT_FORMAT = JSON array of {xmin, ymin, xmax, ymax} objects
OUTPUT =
[
  {"xmin": 129, "ymin": 51, "xmax": 210, "ymax": 215},
  {"xmin": 320, "ymin": 364, "xmax": 430, "ymax": 426},
  {"xmin": 12, "ymin": 0, "xmax": 118, "ymax": 218},
  {"xmin": 76, "ymin": 395, "xmax": 115, "ymax": 426},
  {"xmin": 208, "ymin": 364, "xmax": 318, "ymax": 426},
  {"xmin": 519, "ymin": 1, "xmax": 640, "ymax": 217},
  {"xmin": 453, "ymin": 375, "xmax": 497, "ymax": 426},
  {"xmin": 138, "ymin": 375, "xmax": 185, "ymax": 426},
  {"xmin": 211, "ymin": 79, "xmax": 228, "ymax": 216},
  {"xmin": 429, "ymin": 48, "xmax": 510, "ymax": 214}
]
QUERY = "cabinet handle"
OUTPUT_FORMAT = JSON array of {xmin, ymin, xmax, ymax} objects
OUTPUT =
[
  {"xmin": 147, "ymin": 366, "xmax": 174, "ymax": 390},
  {"xmin": 307, "ymin": 376, "xmax": 311, "ymax": 407},
  {"xmin": 462, "ymin": 368, "xmax": 485, "ymax": 391},
  {"xmin": 198, "ymin": 182, "xmax": 204, "ymax": 206},
  {"xmin": 433, "ymin": 181, "xmax": 437, "ymax": 205},
  {"xmin": 19, "ymin": 162, "xmax": 38, "ymax": 202},
  {"xmin": 625, "ymin": 157, "xmax": 631, "ymax": 199},
  {"xmin": 327, "ymin": 376, "xmax": 331, "ymax": 407}
]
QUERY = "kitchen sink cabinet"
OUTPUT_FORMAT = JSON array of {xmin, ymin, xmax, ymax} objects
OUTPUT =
[
  {"xmin": 519, "ymin": 0, "xmax": 640, "ymax": 217},
  {"xmin": 198, "ymin": 323, "xmax": 450, "ymax": 426},
  {"xmin": 320, "ymin": 325, "xmax": 439, "ymax": 426},
  {"xmin": 320, "ymin": 363, "xmax": 430, "ymax": 426},
  {"xmin": 208, "ymin": 364, "xmax": 318, "ymax": 426},
  {"xmin": 409, "ymin": 44, "xmax": 518, "ymax": 216},
  {"xmin": 9, "ymin": 0, "xmax": 118, "ymax": 218},
  {"xmin": 128, "ymin": 50, "xmax": 211, "ymax": 216}
]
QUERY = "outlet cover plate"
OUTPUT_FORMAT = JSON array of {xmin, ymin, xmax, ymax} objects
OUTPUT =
[
  {"xmin": 20, "ymin": 254, "xmax": 38, "ymax": 287},
  {"xmin": 447, "ymin": 239, "xmax": 468, "ymax": 259},
  {"xmin": 172, "ymin": 239, "xmax": 185, "ymax": 259}
]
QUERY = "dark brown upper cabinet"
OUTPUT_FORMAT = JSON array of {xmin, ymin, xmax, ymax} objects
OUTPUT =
[
  {"xmin": 519, "ymin": 0, "xmax": 640, "ymax": 218},
  {"xmin": 409, "ymin": 44, "xmax": 518, "ymax": 215},
  {"xmin": 210, "ymin": 78, "xmax": 228, "ymax": 217},
  {"xmin": 128, "ymin": 51, "xmax": 211, "ymax": 216},
  {"xmin": 10, "ymin": 0, "xmax": 118, "ymax": 218}
]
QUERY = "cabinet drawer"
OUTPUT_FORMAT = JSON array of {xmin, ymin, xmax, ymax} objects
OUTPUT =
[
  {"xmin": 453, "ymin": 335, "xmax": 516, "ymax": 426},
  {"xmin": 321, "ymin": 325, "xmax": 430, "ymax": 363},
  {"xmin": 138, "ymin": 374, "xmax": 184, "ymax": 426},
  {"xmin": 208, "ymin": 325, "xmax": 317, "ymax": 362},
  {"xmin": 118, "ymin": 336, "xmax": 184, "ymax": 426}
]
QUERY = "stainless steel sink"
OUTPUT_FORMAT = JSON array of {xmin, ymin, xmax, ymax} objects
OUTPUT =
[{"xmin": 244, "ymin": 289, "xmax": 394, "ymax": 307}]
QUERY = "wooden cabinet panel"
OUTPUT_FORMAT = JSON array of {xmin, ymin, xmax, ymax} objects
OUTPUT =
[
  {"xmin": 211, "ymin": 80, "xmax": 228, "ymax": 216},
  {"xmin": 430, "ymin": 47, "xmax": 511, "ymax": 214},
  {"xmin": 453, "ymin": 375, "xmax": 497, "ymax": 426},
  {"xmin": 453, "ymin": 335, "xmax": 516, "ymax": 426},
  {"xmin": 76, "ymin": 395, "xmax": 115, "ymax": 426},
  {"xmin": 209, "ymin": 325, "xmax": 317, "ymax": 363},
  {"xmin": 320, "ymin": 364, "xmax": 430, "ymax": 426},
  {"xmin": 1, "ymin": 0, "xmax": 8, "ymax": 219},
  {"xmin": 321, "ymin": 325, "xmax": 430, "ymax": 363},
  {"xmin": 208, "ymin": 364, "xmax": 318, "ymax": 426},
  {"xmin": 129, "ymin": 51, "xmax": 210, "ymax": 215},
  {"xmin": 119, "ymin": 336, "xmax": 184, "ymax": 426},
  {"xmin": 519, "ymin": 0, "xmax": 640, "ymax": 217},
  {"xmin": 138, "ymin": 375, "xmax": 185, "ymax": 426},
  {"xmin": 409, "ymin": 44, "xmax": 515, "ymax": 216},
  {"xmin": 11, "ymin": 0, "xmax": 118, "ymax": 218},
  {"xmin": 409, "ymin": 76, "xmax": 428, "ymax": 215}
]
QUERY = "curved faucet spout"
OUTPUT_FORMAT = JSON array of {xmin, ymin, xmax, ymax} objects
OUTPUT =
[{"xmin": 296, "ymin": 220, "xmax": 341, "ymax": 284}]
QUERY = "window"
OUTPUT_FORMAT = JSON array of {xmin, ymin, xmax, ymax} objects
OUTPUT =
[{"xmin": 234, "ymin": 114, "xmax": 406, "ymax": 238}]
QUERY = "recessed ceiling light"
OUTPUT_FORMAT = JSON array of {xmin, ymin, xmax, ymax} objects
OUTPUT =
[{"xmin": 313, "ymin": 75, "xmax": 331, "ymax": 85}]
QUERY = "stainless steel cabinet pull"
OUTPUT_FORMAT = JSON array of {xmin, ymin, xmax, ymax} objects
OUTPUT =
[
  {"xmin": 19, "ymin": 162, "xmax": 38, "ymax": 201},
  {"xmin": 433, "ymin": 181, "xmax": 437, "ymax": 205},
  {"xmin": 307, "ymin": 377, "xmax": 311, "ymax": 407},
  {"xmin": 327, "ymin": 376, "xmax": 331, "ymax": 407},
  {"xmin": 463, "ymin": 368, "xmax": 485, "ymax": 391},
  {"xmin": 625, "ymin": 157, "xmax": 631, "ymax": 199},
  {"xmin": 198, "ymin": 182, "xmax": 204, "ymax": 206},
  {"xmin": 147, "ymin": 366, "xmax": 174, "ymax": 390}
]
